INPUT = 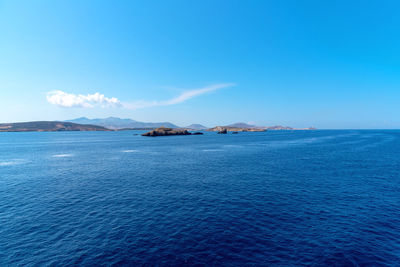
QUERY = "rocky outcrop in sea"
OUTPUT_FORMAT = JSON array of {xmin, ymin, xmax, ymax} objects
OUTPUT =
[{"xmin": 142, "ymin": 127, "xmax": 192, "ymax": 137}]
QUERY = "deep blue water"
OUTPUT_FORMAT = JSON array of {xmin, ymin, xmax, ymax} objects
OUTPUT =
[{"xmin": 0, "ymin": 130, "xmax": 400, "ymax": 266}]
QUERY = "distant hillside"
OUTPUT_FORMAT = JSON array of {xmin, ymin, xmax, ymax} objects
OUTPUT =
[
  {"xmin": 265, "ymin": 126, "xmax": 316, "ymax": 130},
  {"xmin": 208, "ymin": 126, "xmax": 266, "ymax": 132},
  {"xmin": 266, "ymin": 125, "xmax": 293, "ymax": 130},
  {"xmin": 0, "ymin": 121, "xmax": 109, "ymax": 132},
  {"xmin": 207, "ymin": 122, "xmax": 265, "ymax": 132},
  {"xmin": 66, "ymin": 117, "xmax": 179, "ymax": 129},
  {"xmin": 228, "ymin": 122, "xmax": 256, "ymax": 128},
  {"xmin": 226, "ymin": 123, "xmax": 316, "ymax": 130},
  {"xmin": 185, "ymin": 124, "xmax": 207, "ymax": 130}
]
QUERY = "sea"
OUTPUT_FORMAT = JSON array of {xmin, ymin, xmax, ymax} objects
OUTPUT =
[{"xmin": 0, "ymin": 130, "xmax": 399, "ymax": 266}]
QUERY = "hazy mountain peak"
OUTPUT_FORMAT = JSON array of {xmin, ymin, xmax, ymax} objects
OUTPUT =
[
  {"xmin": 227, "ymin": 122, "xmax": 256, "ymax": 128},
  {"xmin": 185, "ymin": 124, "xmax": 208, "ymax": 130}
]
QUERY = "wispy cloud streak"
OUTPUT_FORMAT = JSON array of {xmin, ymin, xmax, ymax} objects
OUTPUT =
[
  {"xmin": 123, "ymin": 83, "xmax": 234, "ymax": 109},
  {"xmin": 46, "ymin": 83, "xmax": 234, "ymax": 109}
]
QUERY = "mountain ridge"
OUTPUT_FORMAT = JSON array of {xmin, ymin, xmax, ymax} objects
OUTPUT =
[
  {"xmin": 185, "ymin": 124, "xmax": 208, "ymax": 130},
  {"xmin": 66, "ymin": 117, "xmax": 179, "ymax": 129},
  {"xmin": 227, "ymin": 122, "xmax": 256, "ymax": 128},
  {"xmin": 0, "ymin": 121, "xmax": 109, "ymax": 132}
]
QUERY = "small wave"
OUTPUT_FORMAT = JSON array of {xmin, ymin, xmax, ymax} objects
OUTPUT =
[
  {"xmin": 0, "ymin": 159, "xmax": 26, "ymax": 166},
  {"xmin": 52, "ymin": 154, "xmax": 74, "ymax": 158},
  {"xmin": 121, "ymin": 150, "xmax": 139, "ymax": 153},
  {"xmin": 202, "ymin": 149, "xmax": 224, "ymax": 152},
  {"xmin": 223, "ymin": 145, "xmax": 243, "ymax": 148}
]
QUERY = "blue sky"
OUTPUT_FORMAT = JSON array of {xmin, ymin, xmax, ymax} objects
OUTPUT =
[{"xmin": 1, "ymin": 0, "xmax": 400, "ymax": 128}]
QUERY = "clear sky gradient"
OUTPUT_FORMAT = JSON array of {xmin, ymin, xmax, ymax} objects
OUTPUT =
[{"xmin": 1, "ymin": 0, "xmax": 400, "ymax": 128}]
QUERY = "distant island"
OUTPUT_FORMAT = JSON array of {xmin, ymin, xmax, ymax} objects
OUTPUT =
[
  {"xmin": 208, "ymin": 122, "xmax": 267, "ymax": 132},
  {"xmin": 208, "ymin": 122, "xmax": 316, "ymax": 132},
  {"xmin": 0, "ymin": 118, "xmax": 316, "ymax": 132},
  {"xmin": 184, "ymin": 124, "xmax": 208, "ymax": 130},
  {"xmin": 66, "ymin": 117, "xmax": 178, "ymax": 130},
  {"xmin": 142, "ymin": 127, "xmax": 192, "ymax": 137},
  {"xmin": 208, "ymin": 126, "xmax": 266, "ymax": 132},
  {"xmin": 0, "ymin": 121, "xmax": 109, "ymax": 132}
]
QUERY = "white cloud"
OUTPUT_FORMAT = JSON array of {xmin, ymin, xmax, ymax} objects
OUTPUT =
[
  {"xmin": 46, "ymin": 83, "xmax": 234, "ymax": 109},
  {"xmin": 46, "ymin": 91, "xmax": 121, "ymax": 108},
  {"xmin": 124, "ymin": 83, "xmax": 234, "ymax": 109}
]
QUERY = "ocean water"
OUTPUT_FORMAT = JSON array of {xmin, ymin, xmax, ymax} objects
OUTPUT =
[{"xmin": 0, "ymin": 130, "xmax": 400, "ymax": 266}]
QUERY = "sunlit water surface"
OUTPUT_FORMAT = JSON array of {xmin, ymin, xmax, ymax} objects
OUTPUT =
[{"xmin": 1, "ymin": 130, "xmax": 399, "ymax": 265}]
